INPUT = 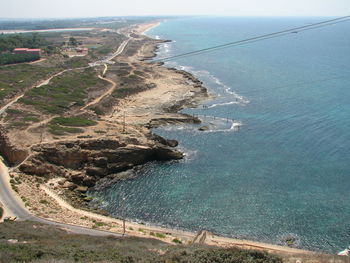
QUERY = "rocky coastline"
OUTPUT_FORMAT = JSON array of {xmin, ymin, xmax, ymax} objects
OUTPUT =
[{"xmin": 0, "ymin": 22, "xmax": 209, "ymax": 213}]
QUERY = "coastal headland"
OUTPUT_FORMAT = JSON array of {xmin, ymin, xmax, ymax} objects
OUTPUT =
[{"xmin": 0, "ymin": 20, "xmax": 346, "ymax": 262}]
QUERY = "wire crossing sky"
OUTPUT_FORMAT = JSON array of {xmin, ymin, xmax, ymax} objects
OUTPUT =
[
  {"xmin": 1, "ymin": 0, "xmax": 350, "ymax": 18},
  {"xmin": 153, "ymin": 16, "xmax": 350, "ymax": 62}
]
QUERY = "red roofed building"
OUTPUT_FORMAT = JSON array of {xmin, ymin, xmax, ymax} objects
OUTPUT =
[{"xmin": 13, "ymin": 48, "xmax": 41, "ymax": 56}]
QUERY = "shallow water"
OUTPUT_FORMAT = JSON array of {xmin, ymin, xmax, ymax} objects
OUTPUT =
[{"xmin": 90, "ymin": 17, "xmax": 350, "ymax": 253}]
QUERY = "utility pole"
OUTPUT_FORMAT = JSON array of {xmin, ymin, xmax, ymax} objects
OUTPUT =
[
  {"xmin": 122, "ymin": 197, "xmax": 126, "ymax": 236},
  {"xmin": 122, "ymin": 111, "xmax": 126, "ymax": 133}
]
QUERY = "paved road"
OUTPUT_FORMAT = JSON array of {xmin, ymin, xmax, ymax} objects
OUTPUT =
[{"xmin": 0, "ymin": 160, "xmax": 122, "ymax": 237}]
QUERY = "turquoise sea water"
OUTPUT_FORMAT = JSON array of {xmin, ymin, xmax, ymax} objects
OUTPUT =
[{"xmin": 90, "ymin": 17, "xmax": 350, "ymax": 253}]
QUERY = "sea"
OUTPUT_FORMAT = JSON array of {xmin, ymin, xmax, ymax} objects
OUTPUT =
[{"xmin": 89, "ymin": 17, "xmax": 350, "ymax": 253}]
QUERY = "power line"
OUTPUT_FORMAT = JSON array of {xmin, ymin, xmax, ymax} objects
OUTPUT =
[{"xmin": 152, "ymin": 16, "xmax": 350, "ymax": 62}]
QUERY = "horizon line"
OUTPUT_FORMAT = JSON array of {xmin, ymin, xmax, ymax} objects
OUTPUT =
[{"xmin": 0, "ymin": 14, "xmax": 346, "ymax": 20}]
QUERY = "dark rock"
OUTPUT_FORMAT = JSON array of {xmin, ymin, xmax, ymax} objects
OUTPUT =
[
  {"xmin": 93, "ymin": 157, "xmax": 108, "ymax": 167},
  {"xmin": 70, "ymin": 172, "xmax": 85, "ymax": 184},
  {"xmin": 154, "ymin": 147, "xmax": 183, "ymax": 161},
  {"xmin": 82, "ymin": 176, "xmax": 96, "ymax": 187},
  {"xmin": 86, "ymin": 167, "xmax": 106, "ymax": 177},
  {"xmin": 198, "ymin": 126, "xmax": 209, "ymax": 131},
  {"xmin": 166, "ymin": 140, "xmax": 178, "ymax": 147},
  {"xmin": 75, "ymin": 186, "xmax": 88, "ymax": 193}
]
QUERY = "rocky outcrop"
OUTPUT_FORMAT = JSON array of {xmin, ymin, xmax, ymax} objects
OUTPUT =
[
  {"xmin": 19, "ymin": 136, "xmax": 183, "ymax": 188},
  {"xmin": 148, "ymin": 116, "xmax": 201, "ymax": 128},
  {"xmin": 0, "ymin": 127, "xmax": 28, "ymax": 166}
]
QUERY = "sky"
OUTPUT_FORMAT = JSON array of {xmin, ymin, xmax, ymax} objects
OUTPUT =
[{"xmin": 1, "ymin": 0, "xmax": 349, "ymax": 18}]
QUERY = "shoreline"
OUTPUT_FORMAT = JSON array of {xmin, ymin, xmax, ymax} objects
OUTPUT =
[{"xmin": 0, "ymin": 20, "xmax": 333, "ymax": 258}]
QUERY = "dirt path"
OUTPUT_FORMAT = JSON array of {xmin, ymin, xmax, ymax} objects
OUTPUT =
[
  {"xmin": 28, "ymin": 58, "xmax": 47, "ymax": 64},
  {"xmin": 82, "ymin": 68, "xmax": 117, "ymax": 110}
]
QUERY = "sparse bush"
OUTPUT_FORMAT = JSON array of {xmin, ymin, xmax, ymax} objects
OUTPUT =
[
  {"xmin": 172, "ymin": 238, "xmax": 182, "ymax": 244},
  {"xmin": 155, "ymin": 233, "xmax": 166, "ymax": 239},
  {"xmin": 50, "ymin": 116, "xmax": 97, "ymax": 127}
]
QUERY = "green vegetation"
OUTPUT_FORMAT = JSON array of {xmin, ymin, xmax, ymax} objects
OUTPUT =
[
  {"xmin": 4, "ymin": 108, "xmax": 41, "ymax": 129},
  {"xmin": 22, "ymin": 116, "xmax": 40, "ymax": 122},
  {"xmin": 96, "ymin": 46, "xmax": 113, "ymax": 55},
  {"xmin": 155, "ymin": 233, "xmax": 166, "ymax": 239},
  {"xmin": 50, "ymin": 117, "xmax": 97, "ymax": 127},
  {"xmin": 48, "ymin": 124, "xmax": 83, "ymax": 136},
  {"xmin": 39, "ymin": 200, "xmax": 48, "ymax": 205},
  {"xmin": 0, "ymin": 221, "xmax": 283, "ymax": 263},
  {"xmin": 112, "ymin": 86, "xmax": 148, "ymax": 99},
  {"xmin": 0, "ymin": 33, "xmax": 47, "ymax": 53},
  {"xmin": 0, "ymin": 64, "xmax": 57, "ymax": 101},
  {"xmin": 172, "ymin": 238, "xmax": 182, "ymax": 244},
  {"xmin": 63, "ymin": 56, "xmax": 89, "ymax": 68},
  {"xmin": 47, "ymin": 117, "xmax": 96, "ymax": 136},
  {"xmin": 68, "ymin": 37, "xmax": 78, "ymax": 47},
  {"xmin": 0, "ymin": 53, "xmax": 40, "ymax": 66},
  {"xmin": 20, "ymin": 68, "xmax": 102, "ymax": 114},
  {"xmin": 94, "ymin": 130, "xmax": 107, "ymax": 134},
  {"xmin": 94, "ymin": 221, "xmax": 106, "ymax": 227}
]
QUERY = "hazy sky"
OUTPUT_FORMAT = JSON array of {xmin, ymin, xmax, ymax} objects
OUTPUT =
[{"xmin": 1, "ymin": 0, "xmax": 349, "ymax": 18}]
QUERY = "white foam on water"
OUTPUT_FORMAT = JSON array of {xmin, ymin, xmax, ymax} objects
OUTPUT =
[
  {"xmin": 207, "ymin": 101, "xmax": 239, "ymax": 108},
  {"xmin": 196, "ymin": 115, "xmax": 243, "ymax": 133},
  {"xmin": 166, "ymin": 63, "xmax": 250, "ymax": 106}
]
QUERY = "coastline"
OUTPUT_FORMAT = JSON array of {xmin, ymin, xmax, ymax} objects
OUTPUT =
[{"xmin": 0, "ymin": 20, "xmax": 332, "ymax": 258}]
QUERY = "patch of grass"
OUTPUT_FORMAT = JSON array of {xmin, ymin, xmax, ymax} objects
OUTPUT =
[
  {"xmin": 6, "ymin": 109, "xmax": 22, "ymax": 114},
  {"xmin": 112, "ymin": 86, "xmax": 148, "ymax": 99},
  {"xmin": 94, "ymin": 130, "xmax": 106, "ymax": 134},
  {"xmin": 22, "ymin": 116, "xmax": 40, "ymax": 122},
  {"xmin": 39, "ymin": 200, "xmax": 48, "ymax": 205},
  {"xmin": 50, "ymin": 116, "xmax": 97, "ymax": 127},
  {"xmin": 63, "ymin": 57, "xmax": 90, "ymax": 68},
  {"xmin": 20, "ymin": 68, "xmax": 103, "ymax": 114},
  {"xmin": 0, "ymin": 221, "xmax": 286, "ymax": 263},
  {"xmin": 0, "ymin": 64, "xmax": 57, "ymax": 102},
  {"xmin": 94, "ymin": 222, "xmax": 106, "ymax": 227},
  {"xmin": 96, "ymin": 46, "xmax": 113, "ymax": 55},
  {"xmin": 138, "ymin": 228, "xmax": 145, "ymax": 233},
  {"xmin": 172, "ymin": 238, "xmax": 182, "ymax": 244},
  {"xmin": 155, "ymin": 233, "xmax": 166, "ymax": 239},
  {"xmin": 48, "ymin": 123, "xmax": 83, "ymax": 136}
]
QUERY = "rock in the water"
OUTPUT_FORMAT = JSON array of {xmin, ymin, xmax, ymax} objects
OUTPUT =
[
  {"xmin": 166, "ymin": 139, "xmax": 178, "ymax": 147},
  {"xmin": 198, "ymin": 126, "xmax": 209, "ymax": 131}
]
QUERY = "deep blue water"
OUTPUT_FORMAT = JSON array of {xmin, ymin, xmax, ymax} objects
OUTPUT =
[{"xmin": 90, "ymin": 17, "xmax": 350, "ymax": 253}]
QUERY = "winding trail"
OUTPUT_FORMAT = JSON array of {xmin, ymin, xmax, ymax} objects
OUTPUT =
[{"xmin": 82, "ymin": 65, "xmax": 117, "ymax": 110}]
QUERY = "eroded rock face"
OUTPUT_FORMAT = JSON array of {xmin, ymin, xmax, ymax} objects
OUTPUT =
[
  {"xmin": 0, "ymin": 127, "xmax": 28, "ymax": 166},
  {"xmin": 19, "ymin": 137, "xmax": 183, "ymax": 188}
]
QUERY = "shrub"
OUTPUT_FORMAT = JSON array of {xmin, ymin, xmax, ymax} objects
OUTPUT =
[
  {"xmin": 48, "ymin": 123, "xmax": 83, "ymax": 135},
  {"xmin": 155, "ymin": 233, "xmax": 166, "ymax": 239},
  {"xmin": 50, "ymin": 117, "xmax": 97, "ymax": 127},
  {"xmin": 172, "ymin": 238, "xmax": 182, "ymax": 244}
]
